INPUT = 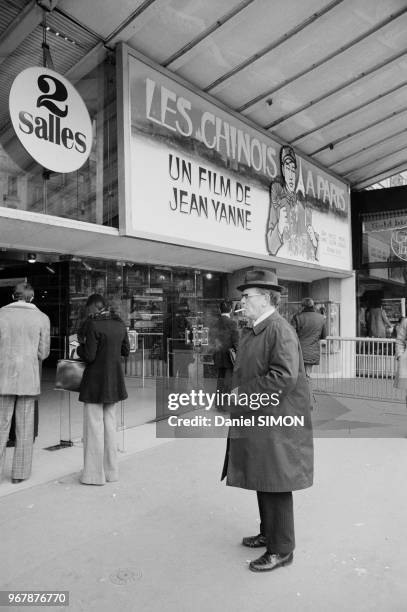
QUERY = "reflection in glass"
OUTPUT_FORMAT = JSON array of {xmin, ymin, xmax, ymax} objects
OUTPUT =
[{"xmin": 0, "ymin": 59, "xmax": 118, "ymax": 227}]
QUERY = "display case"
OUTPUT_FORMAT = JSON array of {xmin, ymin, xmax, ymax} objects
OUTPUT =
[{"xmin": 129, "ymin": 288, "xmax": 164, "ymax": 332}]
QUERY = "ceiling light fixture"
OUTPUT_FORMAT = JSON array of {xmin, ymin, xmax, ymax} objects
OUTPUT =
[
  {"xmin": 44, "ymin": 25, "xmax": 80, "ymax": 47},
  {"xmin": 27, "ymin": 253, "xmax": 37, "ymax": 264}
]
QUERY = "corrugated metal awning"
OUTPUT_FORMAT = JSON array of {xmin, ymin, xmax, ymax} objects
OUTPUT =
[{"xmin": 0, "ymin": 0, "xmax": 406, "ymax": 190}]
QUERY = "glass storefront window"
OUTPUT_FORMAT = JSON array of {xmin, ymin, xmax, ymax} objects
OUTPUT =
[
  {"xmin": 357, "ymin": 210, "xmax": 407, "ymax": 337},
  {"xmin": 67, "ymin": 259, "xmax": 225, "ymax": 362},
  {"xmin": 64, "ymin": 259, "xmax": 227, "ymax": 427},
  {"xmin": 0, "ymin": 58, "xmax": 118, "ymax": 227},
  {"xmin": 362, "ymin": 210, "xmax": 407, "ymax": 266}
]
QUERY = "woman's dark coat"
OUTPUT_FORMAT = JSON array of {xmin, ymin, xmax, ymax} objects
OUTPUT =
[
  {"xmin": 222, "ymin": 311, "xmax": 314, "ymax": 492},
  {"xmin": 77, "ymin": 312, "xmax": 130, "ymax": 403},
  {"xmin": 292, "ymin": 308, "xmax": 326, "ymax": 365}
]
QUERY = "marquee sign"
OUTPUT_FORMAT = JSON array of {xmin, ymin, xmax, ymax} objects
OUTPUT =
[
  {"xmin": 120, "ymin": 47, "xmax": 351, "ymax": 271},
  {"xmin": 9, "ymin": 67, "xmax": 92, "ymax": 173}
]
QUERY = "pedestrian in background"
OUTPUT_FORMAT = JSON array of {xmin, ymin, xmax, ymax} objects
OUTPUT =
[
  {"xmin": 163, "ymin": 301, "xmax": 193, "ymax": 380},
  {"xmin": 0, "ymin": 282, "xmax": 50, "ymax": 483},
  {"xmin": 222, "ymin": 269, "xmax": 313, "ymax": 573},
  {"xmin": 212, "ymin": 300, "xmax": 239, "ymax": 408},
  {"xmin": 77, "ymin": 294, "xmax": 130, "ymax": 485},
  {"xmin": 394, "ymin": 316, "xmax": 407, "ymax": 403},
  {"xmin": 291, "ymin": 298, "xmax": 326, "ymax": 378},
  {"xmin": 366, "ymin": 299, "xmax": 392, "ymax": 338}
]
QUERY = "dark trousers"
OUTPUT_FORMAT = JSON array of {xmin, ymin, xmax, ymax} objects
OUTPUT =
[
  {"xmin": 216, "ymin": 368, "xmax": 233, "ymax": 411},
  {"xmin": 216, "ymin": 367, "xmax": 233, "ymax": 393},
  {"xmin": 257, "ymin": 491, "xmax": 295, "ymax": 554}
]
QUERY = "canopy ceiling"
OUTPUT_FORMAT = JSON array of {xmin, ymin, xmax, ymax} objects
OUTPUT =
[{"xmin": 1, "ymin": 0, "xmax": 406, "ymax": 190}]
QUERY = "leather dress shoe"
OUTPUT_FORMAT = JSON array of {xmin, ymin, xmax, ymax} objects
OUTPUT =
[
  {"xmin": 249, "ymin": 551, "xmax": 293, "ymax": 572},
  {"xmin": 11, "ymin": 478, "xmax": 24, "ymax": 484},
  {"xmin": 242, "ymin": 534, "xmax": 267, "ymax": 548}
]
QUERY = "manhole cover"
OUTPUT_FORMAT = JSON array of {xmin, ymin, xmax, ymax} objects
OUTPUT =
[{"xmin": 109, "ymin": 569, "xmax": 142, "ymax": 585}]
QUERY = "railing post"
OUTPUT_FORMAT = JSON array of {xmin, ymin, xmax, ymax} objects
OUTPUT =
[
  {"xmin": 142, "ymin": 335, "xmax": 145, "ymax": 388},
  {"xmin": 167, "ymin": 338, "xmax": 171, "ymax": 378}
]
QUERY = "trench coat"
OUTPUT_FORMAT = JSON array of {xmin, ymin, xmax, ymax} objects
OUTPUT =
[
  {"xmin": 0, "ymin": 301, "xmax": 50, "ymax": 395},
  {"xmin": 77, "ymin": 314, "xmax": 130, "ymax": 404},
  {"xmin": 221, "ymin": 311, "xmax": 314, "ymax": 492},
  {"xmin": 291, "ymin": 308, "xmax": 326, "ymax": 365}
]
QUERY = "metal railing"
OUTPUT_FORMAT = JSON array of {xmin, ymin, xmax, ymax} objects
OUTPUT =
[
  {"xmin": 313, "ymin": 337, "xmax": 405, "ymax": 402},
  {"xmin": 123, "ymin": 334, "xmax": 405, "ymax": 402}
]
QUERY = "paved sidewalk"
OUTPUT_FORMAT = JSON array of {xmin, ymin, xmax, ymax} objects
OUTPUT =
[
  {"xmin": 0, "ymin": 422, "xmax": 168, "ymax": 497},
  {"xmin": 1, "ymin": 430, "xmax": 407, "ymax": 611},
  {"xmin": 313, "ymin": 391, "xmax": 407, "ymax": 437},
  {"xmin": 2, "ymin": 391, "xmax": 407, "ymax": 499}
]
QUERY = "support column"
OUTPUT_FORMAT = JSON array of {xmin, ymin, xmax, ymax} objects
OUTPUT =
[
  {"xmin": 311, "ymin": 274, "xmax": 356, "ymax": 379},
  {"xmin": 310, "ymin": 275, "xmax": 356, "ymax": 338}
]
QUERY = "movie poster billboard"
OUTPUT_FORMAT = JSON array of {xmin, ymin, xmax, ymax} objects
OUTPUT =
[{"xmin": 120, "ymin": 46, "xmax": 351, "ymax": 272}]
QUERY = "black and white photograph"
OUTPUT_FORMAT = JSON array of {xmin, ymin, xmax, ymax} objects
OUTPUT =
[{"xmin": 0, "ymin": 0, "xmax": 406, "ymax": 610}]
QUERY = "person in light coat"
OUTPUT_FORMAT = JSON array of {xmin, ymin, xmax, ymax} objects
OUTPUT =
[
  {"xmin": 221, "ymin": 269, "xmax": 313, "ymax": 573},
  {"xmin": 0, "ymin": 282, "xmax": 50, "ymax": 483}
]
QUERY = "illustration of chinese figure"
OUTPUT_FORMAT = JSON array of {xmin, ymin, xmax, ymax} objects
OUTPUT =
[{"xmin": 266, "ymin": 145, "xmax": 319, "ymax": 261}]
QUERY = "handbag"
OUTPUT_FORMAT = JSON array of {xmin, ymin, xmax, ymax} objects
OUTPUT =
[{"xmin": 55, "ymin": 359, "xmax": 86, "ymax": 392}]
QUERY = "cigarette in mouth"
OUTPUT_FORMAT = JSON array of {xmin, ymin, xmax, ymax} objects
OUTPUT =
[{"xmin": 234, "ymin": 308, "xmax": 245, "ymax": 313}]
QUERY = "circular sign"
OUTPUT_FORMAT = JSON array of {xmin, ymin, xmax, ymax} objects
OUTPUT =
[
  {"xmin": 391, "ymin": 227, "xmax": 407, "ymax": 261},
  {"xmin": 9, "ymin": 66, "xmax": 92, "ymax": 173}
]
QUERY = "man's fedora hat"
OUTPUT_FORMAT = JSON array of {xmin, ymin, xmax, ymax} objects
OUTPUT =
[{"xmin": 237, "ymin": 269, "xmax": 283, "ymax": 292}]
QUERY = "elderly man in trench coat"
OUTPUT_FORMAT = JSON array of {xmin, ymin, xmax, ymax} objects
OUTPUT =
[{"xmin": 221, "ymin": 269, "xmax": 313, "ymax": 572}]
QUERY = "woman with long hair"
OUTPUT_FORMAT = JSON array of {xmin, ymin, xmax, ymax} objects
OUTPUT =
[{"xmin": 77, "ymin": 294, "xmax": 129, "ymax": 485}]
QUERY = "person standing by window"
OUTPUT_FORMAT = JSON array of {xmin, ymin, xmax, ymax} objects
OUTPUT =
[
  {"xmin": 394, "ymin": 316, "xmax": 407, "ymax": 401},
  {"xmin": 366, "ymin": 299, "xmax": 392, "ymax": 338},
  {"xmin": 291, "ymin": 297, "xmax": 326, "ymax": 410},
  {"xmin": 291, "ymin": 298, "xmax": 326, "ymax": 379},
  {"xmin": 212, "ymin": 300, "xmax": 239, "ymax": 409},
  {"xmin": 0, "ymin": 282, "xmax": 50, "ymax": 484},
  {"xmin": 77, "ymin": 294, "xmax": 130, "ymax": 485}
]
